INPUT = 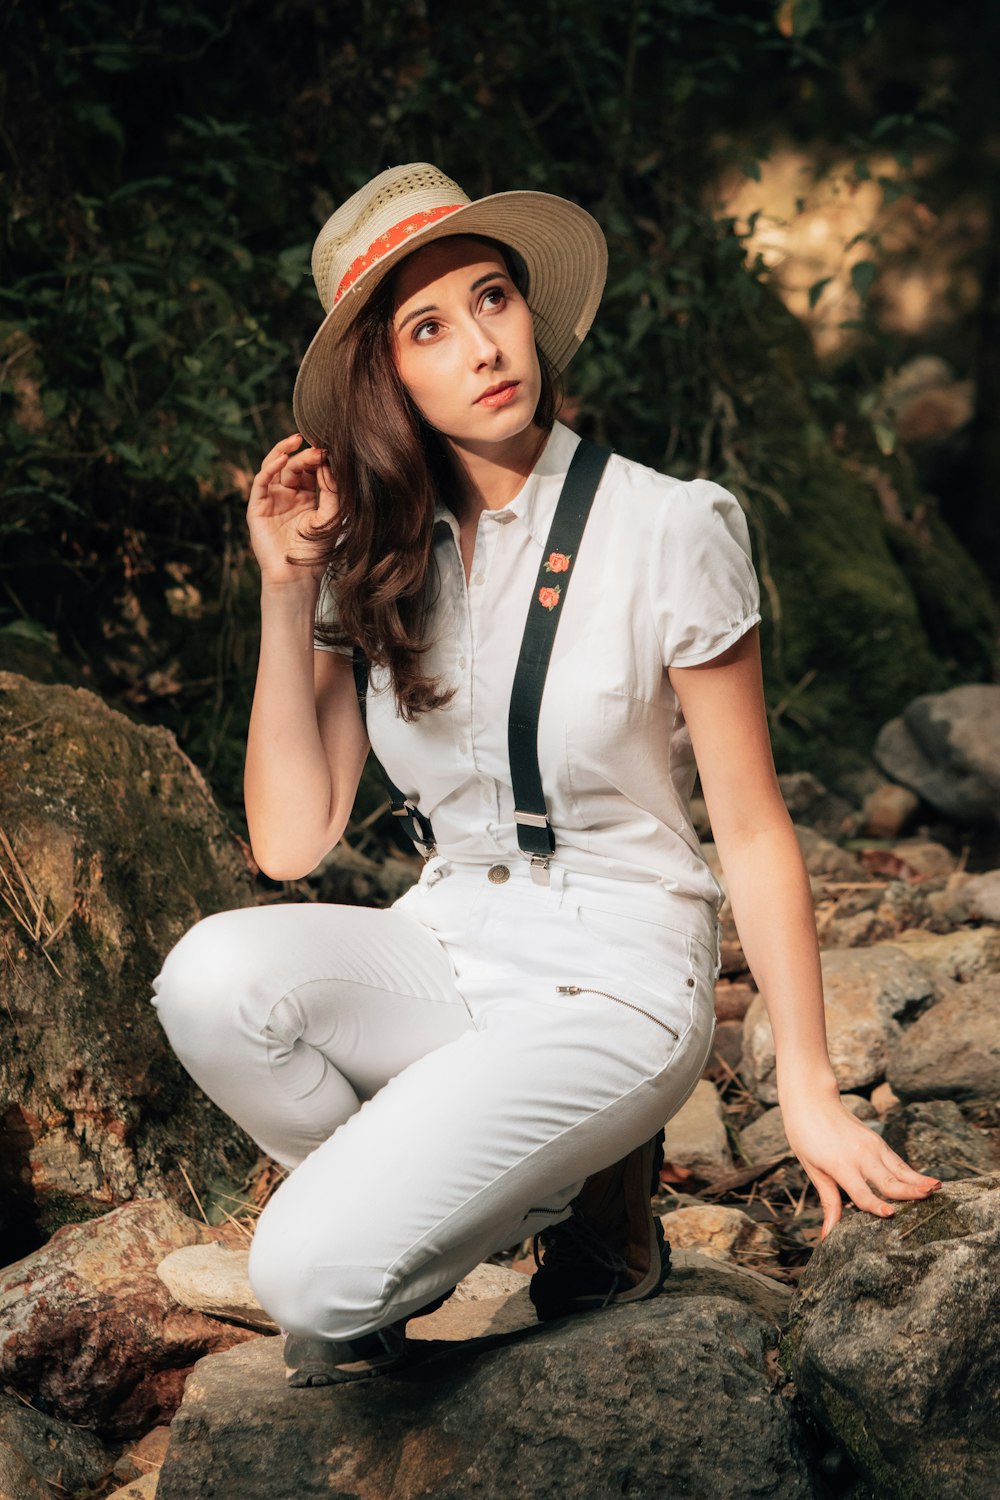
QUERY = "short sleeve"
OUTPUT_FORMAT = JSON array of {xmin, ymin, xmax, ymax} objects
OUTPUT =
[
  {"xmin": 651, "ymin": 479, "xmax": 761, "ymax": 667},
  {"xmin": 313, "ymin": 572, "xmax": 355, "ymax": 657}
]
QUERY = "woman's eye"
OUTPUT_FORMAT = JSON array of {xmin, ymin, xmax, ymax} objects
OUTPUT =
[
  {"xmin": 481, "ymin": 286, "xmax": 507, "ymax": 311},
  {"xmin": 413, "ymin": 320, "xmax": 440, "ymax": 342}
]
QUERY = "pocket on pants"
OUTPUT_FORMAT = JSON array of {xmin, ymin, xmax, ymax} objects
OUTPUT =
[
  {"xmin": 536, "ymin": 905, "xmax": 710, "ymax": 1061},
  {"xmin": 572, "ymin": 903, "xmax": 703, "ymax": 996}
]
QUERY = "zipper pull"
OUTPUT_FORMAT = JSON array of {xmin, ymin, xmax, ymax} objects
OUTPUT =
[{"xmin": 556, "ymin": 985, "xmax": 582, "ymax": 994}]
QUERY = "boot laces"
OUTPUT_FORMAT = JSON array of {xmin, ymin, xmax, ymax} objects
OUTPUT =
[{"xmin": 532, "ymin": 1203, "xmax": 630, "ymax": 1308}]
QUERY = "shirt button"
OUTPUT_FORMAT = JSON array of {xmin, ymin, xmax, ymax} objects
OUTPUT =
[
  {"xmin": 457, "ymin": 739, "xmax": 468, "ymax": 754},
  {"xmin": 472, "ymin": 572, "xmax": 485, "ymax": 586},
  {"xmin": 458, "ymin": 655, "xmax": 467, "ymax": 669}
]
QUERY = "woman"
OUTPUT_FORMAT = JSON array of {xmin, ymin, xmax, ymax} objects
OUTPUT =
[{"xmin": 152, "ymin": 163, "xmax": 940, "ymax": 1387}]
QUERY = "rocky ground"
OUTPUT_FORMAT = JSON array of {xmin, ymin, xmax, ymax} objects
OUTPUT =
[{"xmin": 1, "ymin": 673, "xmax": 999, "ymax": 1498}]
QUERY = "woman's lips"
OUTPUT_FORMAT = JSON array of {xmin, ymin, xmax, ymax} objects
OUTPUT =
[{"xmin": 476, "ymin": 381, "xmax": 520, "ymax": 407}]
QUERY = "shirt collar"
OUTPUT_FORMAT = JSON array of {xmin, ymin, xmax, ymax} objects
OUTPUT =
[{"xmin": 432, "ymin": 420, "xmax": 583, "ymax": 544}]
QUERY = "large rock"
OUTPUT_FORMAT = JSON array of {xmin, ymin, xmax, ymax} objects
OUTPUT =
[
  {"xmin": 741, "ymin": 944, "xmax": 936, "ymax": 1103},
  {"xmin": 886, "ymin": 976, "xmax": 1000, "ymax": 1101},
  {"xmin": 0, "ymin": 1199, "xmax": 258, "ymax": 1439},
  {"xmin": 888, "ymin": 926, "xmax": 1000, "ymax": 985},
  {"xmin": 880, "ymin": 1099, "xmax": 1000, "ymax": 1180},
  {"xmin": 0, "ymin": 1390, "xmax": 112, "ymax": 1496},
  {"xmin": 874, "ymin": 683, "xmax": 1000, "ymax": 825},
  {"xmin": 157, "ymin": 1282, "xmax": 814, "ymax": 1500},
  {"xmin": 0, "ymin": 673, "xmax": 258, "ymax": 1242},
  {"xmin": 0, "ymin": 1439, "xmax": 49, "ymax": 1499},
  {"xmin": 785, "ymin": 1176, "xmax": 1000, "ymax": 1499}
]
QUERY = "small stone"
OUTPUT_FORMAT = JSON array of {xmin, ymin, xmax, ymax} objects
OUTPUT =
[
  {"xmin": 157, "ymin": 1244, "xmax": 278, "ymax": 1333},
  {"xmin": 714, "ymin": 981, "xmax": 756, "ymax": 1023},
  {"xmin": 870, "ymin": 1081, "xmax": 901, "ymax": 1115},
  {"xmin": 660, "ymin": 1205, "xmax": 777, "ymax": 1266},
  {"xmin": 884, "ymin": 839, "xmax": 958, "ymax": 881},
  {"xmin": 862, "ymin": 782, "xmax": 920, "ymax": 839},
  {"xmin": 702, "ymin": 1018, "xmax": 743, "ymax": 1079},
  {"xmin": 112, "ymin": 1426, "xmax": 172, "ymax": 1483},
  {"xmin": 662, "ymin": 1079, "xmax": 734, "ymax": 1181},
  {"xmin": 451, "ymin": 1263, "xmax": 529, "ymax": 1302},
  {"xmin": 106, "ymin": 1475, "xmax": 160, "ymax": 1500}
]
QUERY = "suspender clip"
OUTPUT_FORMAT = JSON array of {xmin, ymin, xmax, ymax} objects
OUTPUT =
[
  {"xmin": 514, "ymin": 809, "xmax": 549, "ymax": 829},
  {"xmin": 528, "ymin": 855, "xmax": 552, "ymax": 887},
  {"xmin": 391, "ymin": 799, "xmax": 438, "ymax": 860}
]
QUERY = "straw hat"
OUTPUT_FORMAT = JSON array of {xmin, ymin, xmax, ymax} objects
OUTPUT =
[{"xmin": 292, "ymin": 162, "xmax": 608, "ymax": 446}]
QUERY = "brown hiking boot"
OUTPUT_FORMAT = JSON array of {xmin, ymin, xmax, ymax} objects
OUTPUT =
[{"xmin": 529, "ymin": 1128, "xmax": 671, "ymax": 1322}]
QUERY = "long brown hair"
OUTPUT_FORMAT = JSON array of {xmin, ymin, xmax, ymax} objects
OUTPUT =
[{"xmin": 303, "ymin": 237, "xmax": 562, "ymax": 721}]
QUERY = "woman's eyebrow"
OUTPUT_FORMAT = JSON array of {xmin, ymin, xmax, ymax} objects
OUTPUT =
[
  {"xmin": 396, "ymin": 271, "xmax": 510, "ymax": 332},
  {"xmin": 397, "ymin": 303, "xmax": 436, "ymax": 332}
]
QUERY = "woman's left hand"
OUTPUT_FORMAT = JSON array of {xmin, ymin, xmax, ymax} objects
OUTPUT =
[{"xmin": 780, "ymin": 1087, "xmax": 941, "ymax": 1240}]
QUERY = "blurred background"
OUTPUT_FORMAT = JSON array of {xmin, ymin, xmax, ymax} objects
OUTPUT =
[{"xmin": 2, "ymin": 0, "xmax": 998, "ymax": 843}]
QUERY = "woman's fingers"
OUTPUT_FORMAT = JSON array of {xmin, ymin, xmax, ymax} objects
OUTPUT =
[
  {"xmin": 249, "ymin": 439, "xmax": 328, "ymax": 512},
  {"xmin": 877, "ymin": 1149, "xmax": 940, "ymax": 1192},
  {"xmin": 248, "ymin": 435, "xmax": 302, "ymax": 507},
  {"xmin": 806, "ymin": 1166, "xmax": 844, "ymax": 1240},
  {"xmin": 787, "ymin": 1102, "xmax": 943, "ymax": 1243}
]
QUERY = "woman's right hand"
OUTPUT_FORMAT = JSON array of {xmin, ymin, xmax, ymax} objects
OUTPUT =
[{"xmin": 246, "ymin": 433, "xmax": 341, "ymax": 589}]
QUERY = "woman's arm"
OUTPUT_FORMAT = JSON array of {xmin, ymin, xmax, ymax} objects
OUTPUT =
[
  {"xmin": 245, "ymin": 593, "xmax": 369, "ymax": 878},
  {"xmin": 668, "ymin": 624, "xmax": 941, "ymax": 1237},
  {"xmin": 243, "ymin": 435, "xmax": 369, "ymax": 879}
]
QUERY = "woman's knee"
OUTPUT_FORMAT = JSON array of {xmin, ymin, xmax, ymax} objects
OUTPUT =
[
  {"xmin": 247, "ymin": 1209, "xmax": 393, "ymax": 1339},
  {"xmin": 150, "ymin": 908, "xmax": 260, "ymax": 1062}
]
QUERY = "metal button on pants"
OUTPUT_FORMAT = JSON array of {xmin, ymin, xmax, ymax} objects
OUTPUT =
[{"xmin": 151, "ymin": 860, "xmax": 718, "ymax": 1344}]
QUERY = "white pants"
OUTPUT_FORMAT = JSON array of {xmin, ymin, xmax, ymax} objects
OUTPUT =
[{"xmin": 151, "ymin": 856, "xmax": 719, "ymax": 1343}]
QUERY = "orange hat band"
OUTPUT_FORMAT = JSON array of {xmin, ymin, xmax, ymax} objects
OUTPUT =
[{"xmin": 333, "ymin": 203, "xmax": 466, "ymax": 305}]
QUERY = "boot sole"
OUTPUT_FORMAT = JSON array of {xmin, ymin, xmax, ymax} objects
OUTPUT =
[
  {"xmin": 286, "ymin": 1352, "xmax": 405, "ymax": 1387},
  {"xmin": 284, "ymin": 1285, "xmax": 458, "ymax": 1387}
]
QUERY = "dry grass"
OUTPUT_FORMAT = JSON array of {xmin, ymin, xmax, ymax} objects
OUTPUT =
[{"xmin": 0, "ymin": 825, "xmax": 74, "ymax": 976}]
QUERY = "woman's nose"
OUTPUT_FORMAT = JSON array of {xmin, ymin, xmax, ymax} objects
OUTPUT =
[{"xmin": 469, "ymin": 323, "xmax": 501, "ymax": 369}]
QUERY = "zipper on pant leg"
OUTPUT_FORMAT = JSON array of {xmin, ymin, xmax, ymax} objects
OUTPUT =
[{"xmin": 555, "ymin": 985, "xmax": 681, "ymax": 1040}]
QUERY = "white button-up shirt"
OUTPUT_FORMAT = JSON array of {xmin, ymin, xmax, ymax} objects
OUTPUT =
[{"xmin": 316, "ymin": 420, "xmax": 761, "ymax": 914}]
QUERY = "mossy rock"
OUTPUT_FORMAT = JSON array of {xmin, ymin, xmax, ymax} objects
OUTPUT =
[
  {"xmin": 784, "ymin": 1177, "xmax": 1000, "ymax": 1499},
  {"xmin": 0, "ymin": 673, "xmax": 258, "ymax": 1243}
]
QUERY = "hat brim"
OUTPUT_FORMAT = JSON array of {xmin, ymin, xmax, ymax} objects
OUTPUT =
[{"xmin": 291, "ymin": 190, "xmax": 608, "ymax": 447}]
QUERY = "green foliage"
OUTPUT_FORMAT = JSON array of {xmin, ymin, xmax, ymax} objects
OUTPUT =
[{"xmin": 0, "ymin": 0, "xmax": 994, "ymax": 821}]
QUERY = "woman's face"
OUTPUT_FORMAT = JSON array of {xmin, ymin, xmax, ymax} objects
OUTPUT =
[{"xmin": 391, "ymin": 235, "xmax": 542, "ymax": 452}]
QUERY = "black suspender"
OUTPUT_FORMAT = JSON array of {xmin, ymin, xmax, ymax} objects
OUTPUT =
[
  {"xmin": 352, "ymin": 437, "xmax": 612, "ymax": 884},
  {"xmin": 507, "ymin": 438, "xmax": 611, "ymax": 880},
  {"xmin": 351, "ymin": 650, "xmax": 439, "ymax": 860}
]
